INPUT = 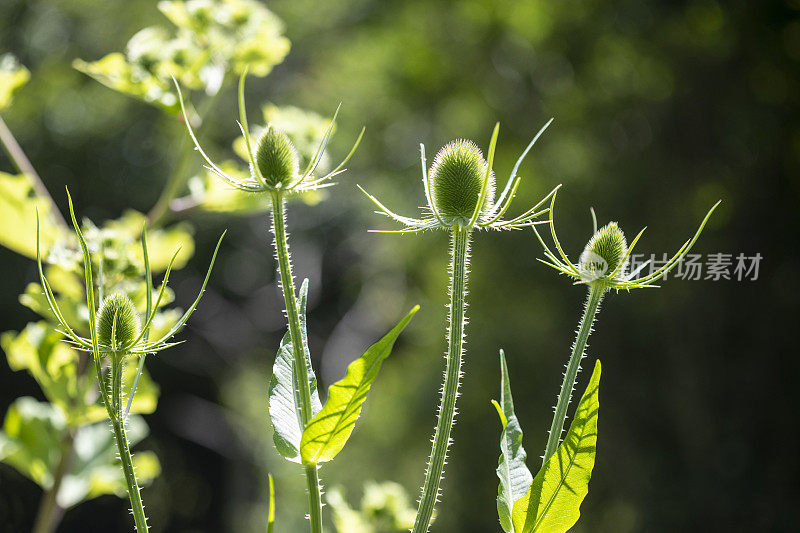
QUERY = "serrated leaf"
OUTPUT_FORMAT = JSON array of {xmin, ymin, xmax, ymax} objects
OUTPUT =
[
  {"xmin": 493, "ymin": 350, "xmax": 533, "ymax": 532},
  {"xmin": 300, "ymin": 305, "xmax": 419, "ymax": 465},
  {"xmin": 268, "ymin": 279, "xmax": 322, "ymax": 463},
  {"xmin": 512, "ymin": 360, "xmax": 601, "ymax": 533}
]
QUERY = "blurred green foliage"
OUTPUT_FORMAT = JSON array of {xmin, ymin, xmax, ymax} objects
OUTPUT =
[
  {"xmin": 74, "ymin": 0, "xmax": 289, "ymax": 111},
  {"xmin": 0, "ymin": 0, "xmax": 797, "ymax": 532},
  {"xmin": 0, "ymin": 54, "xmax": 29, "ymax": 110}
]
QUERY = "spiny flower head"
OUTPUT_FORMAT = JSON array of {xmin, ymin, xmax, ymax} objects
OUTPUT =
[
  {"xmin": 97, "ymin": 293, "xmax": 141, "ymax": 352},
  {"xmin": 533, "ymin": 191, "xmax": 721, "ymax": 291},
  {"xmin": 37, "ymin": 190, "xmax": 224, "ymax": 359},
  {"xmin": 428, "ymin": 139, "xmax": 495, "ymax": 225},
  {"xmin": 175, "ymin": 71, "xmax": 363, "ymax": 195},
  {"xmin": 254, "ymin": 125, "xmax": 300, "ymax": 188},
  {"xmin": 360, "ymin": 121, "xmax": 559, "ymax": 233},
  {"xmin": 578, "ymin": 222, "xmax": 627, "ymax": 282}
]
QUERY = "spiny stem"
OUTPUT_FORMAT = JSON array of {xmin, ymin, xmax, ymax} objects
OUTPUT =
[
  {"xmin": 108, "ymin": 356, "xmax": 149, "ymax": 533},
  {"xmin": 269, "ymin": 191, "xmax": 323, "ymax": 533},
  {"xmin": 543, "ymin": 284, "xmax": 604, "ymax": 464},
  {"xmin": 305, "ymin": 465, "xmax": 323, "ymax": 533},
  {"xmin": 412, "ymin": 227, "xmax": 471, "ymax": 533},
  {"xmin": 0, "ymin": 114, "xmax": 66, "ymax": 226}
]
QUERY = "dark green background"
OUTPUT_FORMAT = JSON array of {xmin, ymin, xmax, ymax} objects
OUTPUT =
[{"xmin": 1, "ymin": 0, "xmax": 798, "ymax": 531}]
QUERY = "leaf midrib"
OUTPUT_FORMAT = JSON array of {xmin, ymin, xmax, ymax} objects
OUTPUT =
[
  {"xmin": 306, "ymin": 347, "xmax": 386, "ymax": 462},
  {"xmin": 531, "ymin": 414, "xmax": 589, "ymax": 531}
]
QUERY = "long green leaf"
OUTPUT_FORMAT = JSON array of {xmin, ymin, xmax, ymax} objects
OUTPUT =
[
  {"xmin": 512, "ymin": 360, "xmax": 601, "ymax": 533},
  {"xmin": 493, "ymin": 350, "xmax": 533, "ymax": 533},
  {"xmin": 267, "ymin": 279, "xmax": 322, "ymax": 463},
  {"xmin": 300, "ymin": 305, "xmax": 419, "ymax": 465}
]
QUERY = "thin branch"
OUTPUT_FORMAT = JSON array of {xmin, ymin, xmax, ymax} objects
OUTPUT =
[{"xmin": 0, "ymin": 113, "xmax": 66, "ymax": 226}]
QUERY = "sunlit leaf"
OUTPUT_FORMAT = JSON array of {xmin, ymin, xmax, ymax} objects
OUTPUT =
[
  {"xmin": 300, "ymin": 305, "xmax": 418, "ymax": 465},
  {"xmin": 0, "ymin": 53, "xmax": 29, "ymax": 110},
  {"xmin": 0, "ymin": 172, "xmax": 63, "ymax": 258},
  {"xmin": 1, "ymin": 323, "xmax": 79, "ymax": 417},
  {"xmin": 512, "ymin": 361, "xmax": 601, "ymax": 533},
  {"xmin": 268, "ymin": 279, "xmax": 322, "ymax": 463},
  {"xmin": 0, "ymin": 397, "xmax": 65, "ymax": 488},
  {"xmin": 75, "ymin": 0, "xmax": 289, "ymax": 110},
  {"xmin": 493, "ymin": 350, "xmax": 533, "ymax": 532}
]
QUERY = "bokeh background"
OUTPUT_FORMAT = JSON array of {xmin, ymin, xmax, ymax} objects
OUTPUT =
[{"xmin": 1, "ymin": 0, "xmax": 799, "ymax": 531}]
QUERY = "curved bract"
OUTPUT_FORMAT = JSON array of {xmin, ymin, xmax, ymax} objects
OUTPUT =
[
  {"xmin": 37, "ymin": 191, "xmax": 224, "ymax": 360},
  {"xmin": 174, "ymin": 70, "xmax": 364, "ymax": 196},
  {"xmin": 360, "ymin": 121, "xmax": 559, "ymax": 233},
  {"xmin": 533, "ymin": 191, "xmax": 721, "ymax": 291}
]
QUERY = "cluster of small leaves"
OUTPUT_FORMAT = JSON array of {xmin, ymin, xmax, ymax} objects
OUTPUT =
[
  {"xmin": 73, "ymin": 0, "xmax": 290, "ymax": 111},
  {"xmin": 327, "ymin": 481, "xmax": 418, "ymax": 533},
  {"xmin": 0, "ymin": 179, "xmax": 198, "ymax": 509}
]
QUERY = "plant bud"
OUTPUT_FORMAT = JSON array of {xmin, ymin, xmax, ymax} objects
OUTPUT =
[
  {"xmin": 97, "ymin": 293, "xmax": 141, "ymax": 351},
  {"xmin": 255, "ymin": 125, "xmax": 300, "ymax": 187},
  {"xmin": 579, "ymin": 222, "xmax": 628, "ymax": 281},
  {"xmin": 429, "ymin": 139, "xmax": 495, "ymax": 224}
]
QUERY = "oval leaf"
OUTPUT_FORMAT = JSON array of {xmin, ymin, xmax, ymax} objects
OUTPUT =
[
  {"xmin": 268, "ymin": 279, "xmax": 322, "ymax": 463},
  {"xmin": 512, "ymin": 360, "xmax": 601, "ymax": 533},
  {"xmin": 493, "ymin": 350, "xmax": 533, "ymax": 533},
  {"xmin": 300, "ymin": 306, "xmax": 419, "ymax": 465}
]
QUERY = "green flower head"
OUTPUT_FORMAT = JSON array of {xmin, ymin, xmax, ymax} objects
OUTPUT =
[
  {"xmin": 428, "ymin": 139, "xmax": 495, "ymax": 225},
  {"xmin": 578, "ymin": 222, "xmax": 627, "ymax": 282},
  {"xmin": 37, "ymin": 190, "xmax": 224, "ymax": 358},
  {"xmin": 533, "ymin": 191, "xmax": 721, "ymax": 291},
  {"xmin": 97, "ymin": 293, "xmax": 141, "ymax": 353},
  {"xmin": 360, "ymin": 121, "xmax": 559, "ymax": 233},
  {"xmin": 176, "ymin": 71, "xmax": 363, "ymax": 195},
  {"xmin": 254, "ymin": 125, "xmax": 300, "ymax": 188}
]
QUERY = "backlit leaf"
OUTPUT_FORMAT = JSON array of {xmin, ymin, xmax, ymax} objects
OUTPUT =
[
  {"xmin": 300, "ymin": 305, "xmax": 418, "ymax": 465},
  {"xmin": 512, "ymin": 361, "xmax": 601, "ymax": 533},
  {"xmin": 268, "ymin": 279, "xmax": 322, "ymax": 462}
]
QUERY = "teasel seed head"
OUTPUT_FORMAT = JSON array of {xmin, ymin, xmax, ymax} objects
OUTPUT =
[
  {"xmin": 428, "ymin": 139, "xmax": 495, "ymax": 225},
  {"xmin": 255, "ymin": 125, "xmax": 300, "ymax": 188},
  {"xmin": 97, "ymin": 293, "xmax": 141, "ymax": 353},
  {"xmin": 579, "ymin": 222, "xmax": 628, "ymax": 282}
]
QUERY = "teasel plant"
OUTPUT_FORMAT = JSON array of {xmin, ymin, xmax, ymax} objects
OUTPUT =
[
  {"xmin": 533, "ymin": 193, "xmax": 720, "ymax": 466},
  {"xmin": 360, "ymin": 120, "xmax": 559, "ymax": 532},
  {"xmin": 488, "ymin": 195, "xmax": 720, "ymax": 533},
  {"xmin": 35, "ymin": 192, "xmax": 223, "ymax": 533},
  {"xmin": 177, "ymin": 71, "xmax": 417, "ymax": 533}
]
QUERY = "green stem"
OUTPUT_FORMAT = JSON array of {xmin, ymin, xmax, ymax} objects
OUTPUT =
[
  {"xmin": 412, "ymin": 227, "xmax": 471, "ymax": 533},
  {"xmin": 108, "ymin": 357, "xmax": 149, "ymax": 533},
  {"xmin": 31, "ymin": 431, "xmax": 74, "ymax": 533},
  {"xmin": 543, "ymin": 284, "xmax": 605, "ymax": 464},
  {"xmin": 304, "ymin": 465, "xmax": 323, "ymax": 533},
  {"xmin": 269, "ymin": 191, "xmax": 323, "ymax": 533}
]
